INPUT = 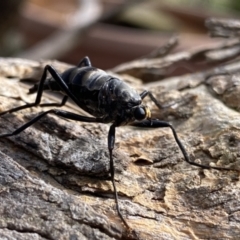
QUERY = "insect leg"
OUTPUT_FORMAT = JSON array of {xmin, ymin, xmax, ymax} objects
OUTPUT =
[
  {"xmin": 108, "ymin": 124, "xmax": 130, "ymax": 229},
  {"xmin": 142, "ymin": 90, "xmax": 195, "ymax": 109},
  {"xmin": 140, "ymin": 90, "xmax": 148, "ymax": 99},
  {"xmin": 140, "ymin": 90, "xmax": 163, "ymax": 109},
  {"xmin": 39, "ymin": 95, "xmax": 68, "ymax": 108},
  {"xmin": 0, "ymin": 65, "xmax": 70, "ymax": 116},
  {"xmin": 131, "ymin": 119, "xmax": 239, "ymax": 171},
  {"xmin": 42, "ymin": 65, "xmax": 85, "ymax": 108},
  {"xmin": 0, "ymin": 109, "xmax": 101, "ymax": 138},
  {"xmin": 0, "ymin": 110, "xmax": 133, "ymax": 229},
  {"xmin": 77, "ymin": 56, "xmax": 91, "ymax": 67},
  {"xmin": 0, "ymin": 63, "xmax": 89, "ymax": 117}
]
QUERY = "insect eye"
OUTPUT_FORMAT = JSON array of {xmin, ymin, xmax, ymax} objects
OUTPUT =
[{"xmin": 133, "ymin": 107, "xmax": 146, "ymax": 120}]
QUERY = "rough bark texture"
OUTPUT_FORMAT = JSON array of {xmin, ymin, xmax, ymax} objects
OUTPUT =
[{"xmin": 1, "ymin": 19, "xmax": 240, "ymax": 240}]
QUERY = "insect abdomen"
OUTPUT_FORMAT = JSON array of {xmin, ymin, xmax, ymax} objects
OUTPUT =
[{"xmin": 67, "ymin": 67, "xmax": 112, "ymax": 116}]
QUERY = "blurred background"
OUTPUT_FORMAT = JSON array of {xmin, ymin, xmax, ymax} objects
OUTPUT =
[{"xmin": 1, "ymin": 0, "xmax": 240, "ymax": 70}]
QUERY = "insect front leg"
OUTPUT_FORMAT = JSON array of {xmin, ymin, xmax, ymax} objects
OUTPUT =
[
  {"xmin": 140, "ymin": 90, "xmax": 188, "ymax": 110},
  {"xmin": 140, "ymin": 90, "xmax": 165, "ymax": 109},
  {"xmin": 131, "ymin": 119, "xmax": 239, "ymax": 171},
  {"xmin": 108, "ymin": 124, "xmax": 131, "ymax": 230}
]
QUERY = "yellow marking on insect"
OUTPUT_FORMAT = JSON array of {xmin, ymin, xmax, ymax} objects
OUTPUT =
[{"xmin": 145, "ymin": 106, "xmax": 151, "ymax": 119}]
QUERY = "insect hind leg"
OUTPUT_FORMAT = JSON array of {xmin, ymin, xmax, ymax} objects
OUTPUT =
[
  {"xmin": 0, "ymin": 109, "xmax": 101, "ymax": 138},
  {"xmin": 39, "ymin": 96, "xmax": 68, "ymax": 108},
  {"xmin": 77, "ymin": 56, "xmax": 92, "ymax": 67},
  {"xmin": 0, "ymin": 65, "xmax": 70, "ymax": 116}
]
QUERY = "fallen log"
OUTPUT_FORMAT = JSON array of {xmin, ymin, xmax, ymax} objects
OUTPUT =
[{"xmin": 0, "ymin": 18, "xmax": 240, "ymax": 240}]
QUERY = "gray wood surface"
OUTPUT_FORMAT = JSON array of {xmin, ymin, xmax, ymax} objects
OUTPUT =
[{"xmin": 0, "ymin": 24, "xmax": 240, "ymax": 239}]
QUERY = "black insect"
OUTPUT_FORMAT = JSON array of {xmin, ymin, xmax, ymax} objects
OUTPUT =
[{"xmin": 0, "ymin": 57, "xmax": 236, "ymax": 233}]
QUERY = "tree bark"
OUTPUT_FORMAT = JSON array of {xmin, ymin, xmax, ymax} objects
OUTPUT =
[{"xmin": 1, "ymin": 20, "xmax": 240, "ymax": 240}]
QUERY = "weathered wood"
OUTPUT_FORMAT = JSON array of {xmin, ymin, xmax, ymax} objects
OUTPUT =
[{"xmin": 1, "ymin": 22, "xmax": 240, "ymax": 239}]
